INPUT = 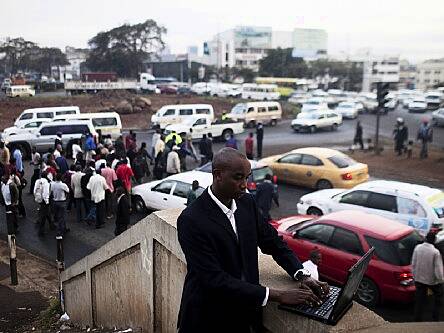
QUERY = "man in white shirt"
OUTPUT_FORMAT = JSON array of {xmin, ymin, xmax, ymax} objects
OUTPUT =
[
  {"xmin": 412, "ymin": 232, "xmax": 444, "ymax": 321},
  {"xmin": 0, "ymin": 174, "xmax": 19, "ymax": 233},
  {"xmin": 302, "ymin": 249, "xmax": 322, "ymax": 281},
  {"xmin": 151, "ymin": 129, "xmax": 161, "ymax": 157},
  {"xmin": 50, "ymin": 173, "xmax": 70, "ymax": 236},
  {"xmin": 87, "ymin": 170, "xmax": 109, "ymax": 229},
  {"xmin": 34, "ymin": 171, "xmax": 54, "ymax": 236},
  {"xmin": 166, "ymin": 146, "xmax": 181, "ymax": 176},
  {"xmin": 71, "ymin": 165, "xmax": 85, "ymax": 223}
]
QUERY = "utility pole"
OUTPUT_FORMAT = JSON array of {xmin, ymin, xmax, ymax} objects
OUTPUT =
[
  {"xmin": 6, "ymin": 215, "xmax": 18, "ymax": 285},
  {"xmin": 375, "ymin": 82, "xmax": 390, "ymax": 155},
  {"xmin": 56, "ymin": 236, "xmax": 65, "ymax": 312}
]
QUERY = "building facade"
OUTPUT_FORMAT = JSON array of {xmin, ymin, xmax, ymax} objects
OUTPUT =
[
  {"xmin": 204, "ymin": 26, "xmax": 328, "ymax": 71},
  {"xmin": 416, "ymin": 59, "xmax": 444, "ymax": 90}
]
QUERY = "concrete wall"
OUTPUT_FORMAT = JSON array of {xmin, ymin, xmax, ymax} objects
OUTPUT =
[{"xmin": 61, "ymin": 209, "xmax": 388, "ymax": 332}]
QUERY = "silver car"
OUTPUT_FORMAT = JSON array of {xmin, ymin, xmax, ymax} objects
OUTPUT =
[{"xmin": 432, "ymin": 108, "xmax": 444, "ymax": 127}]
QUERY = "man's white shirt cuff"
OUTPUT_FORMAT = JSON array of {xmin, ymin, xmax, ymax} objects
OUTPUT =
[{"xmin": 262, "ymin": 287, "xmax": 269, "ymax": 306}]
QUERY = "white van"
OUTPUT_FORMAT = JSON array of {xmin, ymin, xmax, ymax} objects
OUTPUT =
[
  {"xmin": 151, "ymin": 104, "xmax": 215, "ymax": 129},
  {"xmin": 227, "ymin": 101, "xmax": 282, "ymax": 127},
  {"xmin": 241, "ymin": 84, "xmax": 280, "ymax": 101},
  {"xmin": 15, "ymin": 106, "xmax": 80, "ymax": 128},
  {"xmin": 6, "ymin": 85, "xmax": 35, "ymax": 98},
  {"xmin": 53, "ymin": 112, "xmax": 122, "ymax": 140}
]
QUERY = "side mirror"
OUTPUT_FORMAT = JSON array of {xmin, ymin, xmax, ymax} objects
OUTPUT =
[
  {"xmin": 292, "ymin": 231, "xmax": 299, "ymax": 239},
  {"xmin": 36, "ymin": 133, "xmax": 41, "ymax": 137}
]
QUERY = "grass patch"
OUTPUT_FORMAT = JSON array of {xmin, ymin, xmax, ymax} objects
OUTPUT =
[{"xmin": 36, "ymin": 297, "xmax": 62, "ymax": 330}]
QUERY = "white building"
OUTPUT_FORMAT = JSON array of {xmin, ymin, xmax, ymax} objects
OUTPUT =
[
  {"xmin": 204, "ymin": 26, "xmax": 328, "ymax": 71},
  {"xmin": 416, "ymin": 59, "xmax": 444, "ymax": 91},
  {"xmin": 53, "ymin": 46, "xmax": 89, "ymax": 82}
]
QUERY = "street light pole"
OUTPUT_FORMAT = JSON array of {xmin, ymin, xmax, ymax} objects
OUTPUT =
[
  {"xmin": 6, "ymin": 215, "xmax": 18, "ymax": 285},
  {"xmin": 56, "ymin": 235, "xmax": 65, "ymax": 312}
]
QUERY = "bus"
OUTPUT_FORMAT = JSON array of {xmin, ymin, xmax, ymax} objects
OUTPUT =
[{"xmin": 241, "ymin": 83, "xmax": 280, "ymax": 100}]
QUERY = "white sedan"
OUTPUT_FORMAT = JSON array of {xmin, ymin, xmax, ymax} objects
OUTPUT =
[
  {"xmin": 131, "ymin": 171, "xmax": 213, "ymax": 213},
  {"xmin": 334, "ymin": 102, "xmax": 358, "ymax": 119}
]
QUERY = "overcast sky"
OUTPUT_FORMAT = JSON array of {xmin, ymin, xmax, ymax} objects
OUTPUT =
[{"xmin": 1, "ymin": 0, "xmax": 443, "ymax": 63}]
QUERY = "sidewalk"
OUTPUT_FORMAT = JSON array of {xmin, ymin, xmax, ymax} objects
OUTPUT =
[{"xmin": 0, "ymin": 240, "xmax": 58, "ymax": 332}]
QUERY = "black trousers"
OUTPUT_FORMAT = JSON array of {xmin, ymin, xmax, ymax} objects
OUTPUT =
[
  {"xmin": 414, "ymin": 282, "xmax": 443, "ymax": 321},
  {"xmin": 37, "ymin": 202, "xmax": 53, "ymax": 234},
  {"xmin": 257, "ymin": 139, "xmax": 263, "ymax": 159},
  {"xmin": 105, "ymin": 190, "xmax": 115, "ymax": 217},
  {"xmin": 95, "ymin": 200, "xmax": 106, "ymax": 227},
  {"xmin": 29, "ymin": 169, "xmax": 40, "ymax": 194}
]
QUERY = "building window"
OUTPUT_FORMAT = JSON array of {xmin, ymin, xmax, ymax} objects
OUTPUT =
[
  {"xmin": 424, "ymin": 79, "xmax": 430, "ymax": 83},
  {"xmin": 387, "ymin": 71, "xmax": 398, "ymax": 75},
  {"xmin": 387, "ymin": 62, "xmax": 399, "ymax": 65},
  {"xmin": 435, "ymin": 70, "xmax": 441, "ymax": 74},
  {"xmin": 424, "ymin": 71, "xmax": 431, "ymax": 75}
]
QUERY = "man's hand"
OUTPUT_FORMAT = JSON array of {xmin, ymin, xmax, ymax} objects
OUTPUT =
[
  {"xmin": 301, "ymin": 277, "xmax": 330, "ymax": 300},
  {"xmin": 269, "ymin": 288, "xmax": 322, "ymax": 307}
]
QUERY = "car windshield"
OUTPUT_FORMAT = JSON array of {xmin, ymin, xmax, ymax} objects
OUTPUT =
[
  {"xmin": 305, "ymin": 100, "xmax": 320, "ymax": 105},
  {"xmin": 428, "ymin": 193, "xmax": 444, "ymax": 218},
  {"xmin": 328, "ymin": 155, "xmax": 357, "ymax": 168},
  {"xmin": 231, "ymin": 103, "xmax": 247, "ymax": 114},
  {"xmin": 252, "ymin": 166, "xmax": 273, "ymax": 182},
  {"xmin": 365, "ymin": 232, "xmax": 422, "ymax": 266},
  {"xmin": 297, "ymin": 113, "xmax": 317, "ymax": 119}
]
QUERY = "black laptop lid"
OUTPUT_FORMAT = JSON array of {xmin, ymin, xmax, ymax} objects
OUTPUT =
[{"xmin": 331, "ymin": 247, "xmax": 375, "ymax": 319}]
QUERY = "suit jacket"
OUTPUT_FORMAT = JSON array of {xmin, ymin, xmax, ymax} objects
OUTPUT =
[{"xmin": 177, "ymin": 189, "xmax": 302, "ymax": 333}]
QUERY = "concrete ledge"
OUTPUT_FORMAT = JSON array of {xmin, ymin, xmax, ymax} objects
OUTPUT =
[{"xmin": 61, "ymin": 208, "xmax": 408, "ymax": 332}]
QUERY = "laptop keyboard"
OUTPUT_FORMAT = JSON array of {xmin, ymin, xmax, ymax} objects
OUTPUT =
[{"xmin": 293, "ymin": 286, "xmax": 341, "ymax": 317}]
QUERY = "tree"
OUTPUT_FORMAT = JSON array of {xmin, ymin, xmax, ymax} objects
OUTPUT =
[
  {"xmin": 259, "ymin": 48, "xmax": 308, "ymax": 78},
  {"xmin": 29, "ymin": 47, "xmax": 69, "ymax": 75},
  {"xmin": 86, "ymin": 20, "xmax": 166, "ymax": 77},
  {"xmin": 0, "ymin": 37, "xmax": 37, "ymax": 74}
]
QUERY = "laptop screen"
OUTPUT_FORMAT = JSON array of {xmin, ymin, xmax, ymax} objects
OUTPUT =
[{"xmin": 331, "ymin": 248, "xmax": 375, "ymax": 319}]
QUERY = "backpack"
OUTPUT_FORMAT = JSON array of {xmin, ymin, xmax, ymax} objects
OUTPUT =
[{"xmin": 34, "ymin": 179, "xmax": 44, "ymax": 203}]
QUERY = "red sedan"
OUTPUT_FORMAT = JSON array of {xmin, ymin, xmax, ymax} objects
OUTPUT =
[{"xmin": 271, "ymin": 210, "xmax": 422, "ymax": 306}]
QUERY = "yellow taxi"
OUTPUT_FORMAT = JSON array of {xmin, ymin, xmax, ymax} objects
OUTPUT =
[{"xmin": 259, "ymin": 147, "xmax": 369, "ymax": 189}]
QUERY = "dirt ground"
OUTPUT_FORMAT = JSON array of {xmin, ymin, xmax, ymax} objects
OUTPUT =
[{"xmin": 0, "ymin": 92, "xmax": 298, "ymax": 131}]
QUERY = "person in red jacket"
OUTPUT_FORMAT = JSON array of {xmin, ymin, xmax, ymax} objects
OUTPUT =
[
  {"xmin": 245, "ymin": 132, "xmax": 254, "ymax": 160},
  {"xmin": 115, "ymin": 159, "xmax": 134, "ymax": 209}
]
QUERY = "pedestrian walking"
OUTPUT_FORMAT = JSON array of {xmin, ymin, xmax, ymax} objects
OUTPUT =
[
  {"xmin": 71, "ymin": 139, "xmax": 83, "ymax": 161},
  {"xmin": 64, "ymin": 164, "xmax": 76, "ymax": 211},
  {"xmin": 166, "ymin": 146, "xmax": 181, "ymax": 176},
  {"xmin": 50, "ymin": 173, "xmax": 70, "ymax": 236},
  {"xmin": 100, "ymin": 163, "xmax": 118, "ymax": 219},
  {"xmin": 198, "ymin": 134, "xmax": 209, "ymax": 166},
  {"xmin": 393, "ymin": 118, "xmax": 408, "ymax": 156},
  {"xmin": 186, "ymin": 180, "xmax": 199, "ymax": 206},
  {"xmin": 0, "ymin": 173, "xmax": 19, "ymax": 234},
  {"xmin": 13, "ymin": 147, "xmax": 24, "ymax": 177},
  {"xmin": 34, "ymin": 171, "xmax": 54, "ymax": 236},
  {"xmin": 412, "ymin": 231, "xmax": 444, "ymax": 321},
  {"xmin": 114, "ymin": 187, "xmax": 130, "ymax": 236},
  {"xmin": 255, "ymin": 173, "xmax": 279, "ymax": 222},
  {"xmin": 354, "ymin": 121, "xmax": 364, "ymax": 150},
  {"xmin": 0, "ymin": 141, "xmax": 10, "ymax": 167},
  {"xmin": 55, "ymin": 150, "xmax": 69, "ymax": 175},
  {"xmin": 417, "ymin": 119, "xmax": 433, "ymax": 159},
  {"xmin": 85, "ymin": 133, "xmax": 97, "ymax": 162},
  {"xmin": 256, "ymin": 122, "xmax": 264, "ymax": 159},
  {"xmin": 81, "ymin": 163, "xmax": 95, "ymax": 224},
  {"xmin": 87, "ymin": 169, "xmax": 109, "ymax": 229},
  {"xmin": 29, "ymin": 147, "xmax": 41, "ymax": 194},
  {"xmin": 71, "ymin": 165, "xmax": 86, "ymax": 223},
  {"xmin": 225, "ymin": 134, "xmax": 238, "ymax": 149},
  {"xmin": 151, "ymin": 129, "xmax": 161, "ymax": 158},
  {"xmin": 245, "ymin": 132, "xmax": 254, "ymax": 160},
  {"xmin": 207, "ymin": 133, "xmax": 214, "ymax": 161},
  {"xmin": 115, "ymin": 159, "xmax": 135, "ymax": 208}
]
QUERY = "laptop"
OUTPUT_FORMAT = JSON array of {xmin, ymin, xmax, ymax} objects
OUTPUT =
[{"xmin": 278, "ymin": 247, "xmax": 375, "ymax": 325}]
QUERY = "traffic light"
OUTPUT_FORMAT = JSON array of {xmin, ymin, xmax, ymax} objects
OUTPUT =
[{"xmin": 377, "ymin": 82, "xmax": 390, "ymax": 108}]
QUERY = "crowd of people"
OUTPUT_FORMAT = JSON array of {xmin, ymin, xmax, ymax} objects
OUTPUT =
[{"xmin": 0, "ymin": 127, "xmax": 211, "ymax": 238}]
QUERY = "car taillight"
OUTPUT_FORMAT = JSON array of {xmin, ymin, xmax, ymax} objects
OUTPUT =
[
  {"xmin": 341, "ymin": 173, "xmax": 353, "ymax": 180},
  {"xmin": 394, "ymin": 272, "xmax": 414, "ymax": 286},
  {"xmin": 247, "ymin": 182, "xmax": 257, "ymax": 191},
  {"xmin": 272, "ymin": 175, "xmax": 277, "ymax": 184}
]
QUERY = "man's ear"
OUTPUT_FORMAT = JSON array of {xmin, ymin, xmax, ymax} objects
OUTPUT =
[{"xmin": 213, "ymin": 169, "xmax": 222, "ymax": 182}]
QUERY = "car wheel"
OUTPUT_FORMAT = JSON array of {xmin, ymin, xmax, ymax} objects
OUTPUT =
[
  {"xmin": 357, "ymin": 277, "xmax": 380, "ymax": 307},
  {"xmin": 307, "ymin": 207, "xmax": 323, "ymax": 216},
  {"xmin": 133, "ymin": 195, "xmax": 147, "ymax": 214},
  {"xmin": 316, "ymin": 179, "xmax": 333, "ymax": 190},
  {"xmin": 310, "ymin": 126, "xmax": 316, "ymax": 134},
  {"xmin": 293, "ymin": 128, "xmax": 300, "ymax": 133},
  {"xmin": 222, "ymin": 129, "xmax": 233, "ymax": 141},
  {"xmin": 270, "ymin": 119, "xmax": 277, "ymax": 127},
  {"xmin": 331, "ymin": 123, "xmax": 338, "ymax": 131}
]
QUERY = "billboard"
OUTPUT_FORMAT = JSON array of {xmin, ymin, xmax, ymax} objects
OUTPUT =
[{"xmin": 234, "ymin": 26, "xmax": 272, "ymax": 49}]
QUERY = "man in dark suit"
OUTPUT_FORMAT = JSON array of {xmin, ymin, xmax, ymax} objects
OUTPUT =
[
  {"xmin": 177, "ymin": 148, "xmax": 329, "ymax": 333},
  {"xmin": 255, "ymin": 173, "xmax": 279, "ymax": 222}
]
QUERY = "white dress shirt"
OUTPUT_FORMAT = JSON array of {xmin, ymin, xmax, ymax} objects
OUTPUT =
[
  {"xmin": 87, "ymin": 174, "xmax": 109, "ymax": 203},
  {"xmin": 51, "ymin": 181, "xmax": 69, "ymax": 201},
  {"xmin": 1, "ymin": 180, "xmax": 12, "ymax": 206},
  {"xmin": 34, "ymin": 178, "xmax": 50, "ymax": 204},
  {"xmin": 208, "ymin": 186, "xmax": 269, "ymax": 306}
]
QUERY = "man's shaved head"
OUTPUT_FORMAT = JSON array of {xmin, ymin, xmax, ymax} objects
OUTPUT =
[
  {"xmin": 211, "ymin": 148, "xmax": 250, "ymax": 204},
  {"xmin": 212, "ymin": 148, "xmax": 247, "ymax": 173}
]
